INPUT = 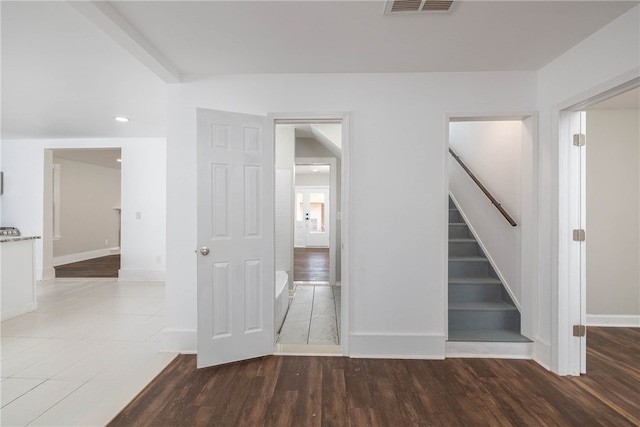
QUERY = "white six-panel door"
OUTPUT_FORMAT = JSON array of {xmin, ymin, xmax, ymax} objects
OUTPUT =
[{"xmin": 196, "ymin": 108, "xmax": 274, "ymax": 368}]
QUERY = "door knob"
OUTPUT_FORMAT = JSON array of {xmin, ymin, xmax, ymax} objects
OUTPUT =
[{"xmin": 200, "ymin": 247, "xmax": 210, "ymax": 256}]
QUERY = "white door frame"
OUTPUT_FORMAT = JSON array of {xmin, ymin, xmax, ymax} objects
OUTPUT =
[
  {"xmin": 270, "ymin": 112, "xmax": 350, "ymax": 356},
  {"xmin": 553, "ymin": 72, "xmax": 639, "ymax": 375}
]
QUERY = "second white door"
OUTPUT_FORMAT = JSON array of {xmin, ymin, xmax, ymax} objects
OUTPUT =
[{"xmin": 294, "ymin": 187, "xmax": 330, "ymax": 248}]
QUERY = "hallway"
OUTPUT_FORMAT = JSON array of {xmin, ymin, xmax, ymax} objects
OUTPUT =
[
  {"xmin": 277, "ymin": 285, "xmax": 341, "ymax": 346},
  {"xmin": 294, "ymin": 248, "xmax": 329, "ymax": 282}
]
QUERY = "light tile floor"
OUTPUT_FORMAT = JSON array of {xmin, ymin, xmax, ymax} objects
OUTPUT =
[
  {"xmin": 277, "ymin": 284, "xmax": 341, "ymax": 345},
  {"xmin": 1, "ymin": 278, "xmax": 176, "ymax": 427}
]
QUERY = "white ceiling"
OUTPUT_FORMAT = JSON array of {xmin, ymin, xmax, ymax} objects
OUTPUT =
[
  {"xmin": 107, "ymin": 1, "xmax": 636, "ymax": 74},
  {"xmin": 1, "ymin": 1, "xmax": 167, "ymax": 139},
  {"xmin": 1, "ymin": 1, "xmax": 638, "ymax": 139}
]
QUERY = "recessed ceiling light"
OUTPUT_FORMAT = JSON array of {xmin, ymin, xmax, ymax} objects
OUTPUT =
[
  {"xmin": 312, "ymin": 169, "xmax": 319, "ymax": 173},
  {"xmin": 114, "ymin": 116, "xmax": 129, "ymax": 122},
  {"xmin": 116, "ymin": 159, "xmax": 122, "ymax": 162}
]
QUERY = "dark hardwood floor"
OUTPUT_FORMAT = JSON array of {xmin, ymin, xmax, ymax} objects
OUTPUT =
[
  {"xmin": 109, "ymin": 327, "xmax": 639, "ymax": 426},
  {"xmin": 54, "ymin": 254, "xmax": 120, "ymax": 278},
  {"xmin": 294, "ymin": 248, "xmax": 329, "ymax": 282}
]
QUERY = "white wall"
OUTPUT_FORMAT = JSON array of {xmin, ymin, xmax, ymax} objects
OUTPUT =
[
  {"xmin": 165, "ymin": 71, "xmax": 536, "ymax": 356},
  {"xmin": 0, "ymin": 141, "xmax": 3, "ymax": 225},
  {"xmin": 118, "ymin": 141, "xmax": 167, "ymax": 281},
  {"xmin": 52, "ymin": 157, "xmax": 121, "ymax": 262},
  {"xmin": 275, "ymin": 126, "xmax": 295, "ymax": 274},
  {"xmin": 0, "ymin": 138, "xmax": 166, "ymax": 281},
  {"xmin": 296, "ymin": 137, "xmax": 334, "ymax": 158},
  {"xmin": 295, "ymin": 173, "xmax": 330, "ymax": 187},
  {"xmin": 536, "ymin": 5, "xmax": 640, "ymax": 372},
  {"xmin": 275, "ymin": 127, "xmax": 295, "ymax": 169},
  {"xmin": 585, "ymin": 109, "xmax": 640, "ymax": 322},
  {"xmin": 449, "ymin": 120, "xmax": 522, "ymax": 304}
]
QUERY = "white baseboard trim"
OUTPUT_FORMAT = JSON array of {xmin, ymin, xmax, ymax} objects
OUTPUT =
[
  {"xmin": 349, "ymin": 333, "xmax": 445, "ymax": 359},
  {"xmin": 53, "ymin": 248, "xmax": 112, "ymax": 266},
  {"xmin": 446, "ymin": 341, "xmax": 533, "ymax": 359},
  {"xmin": 1, "ymin": 301, "xmax": 38, "ymax": 321},
  {"xmin": 533, "ymin": 339, "xmax": 551, "ymax": 371},
  {"xmin": 587, "ymin": 314, "xmax": 640, "ymax": 327},
  {"xmin": 109, "ymin": 247, "xmax": 121, "ymax": 255},
  {"xmin": 118, "ymin": 269, "xmax": 165, "ymax": 282},
  {"xmin": 40, "ymin": 267, "xmax": 56, "ymax": 282},
  {"xmin": 163, "ymin": 328, "xmax": 197, "ymax": 353}
]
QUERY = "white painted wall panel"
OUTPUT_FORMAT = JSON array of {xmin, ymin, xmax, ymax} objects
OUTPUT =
[
  {"xmin": 275, "ymin": 127, "xmax": 295, "ymax": 275},
  {"xmin": 119, "ymin": 140, "xmax": 167, "ymax": 281},
  {"xmin": 275, "ymin": 169, "xmax": 292, "ymax": 272},
  {"xmin": 165, "ymin": 71, "xmax": 537, "ymax": 355},
  {"xmin": 586, "ymin": 109, "xmax": 640, "ymax": 317}
]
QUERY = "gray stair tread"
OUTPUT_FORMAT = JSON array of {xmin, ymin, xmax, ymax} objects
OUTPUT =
[
  {"xmin": 448, "ymin": 329, "xmax": 532, "ymax": 342},
  {"xmin": 449, "ymin": 223, "xmax": 466, "ymax": 226},
  {"xmin": 449, "ymin": 238, "xmax": 476, "ymax": 243},
  {"xmin": 449, "ymin": 277, "xmax": 502, "ymax": 284},
  {"xmin": 449, "ymin": 256, "xmax": 487, "ymax": 262},
  {"xmin": 449, "ymin": 301, "xmax": 517, "ymax": 311}
]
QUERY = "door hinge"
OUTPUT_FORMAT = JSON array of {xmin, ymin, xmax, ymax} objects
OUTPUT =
[
  {"xmin": 573, "ymin": 325, "xmax": 586, "ymax": 337},
  {"xmin": 573, "ymin": 229, "xmax": 586, "ymax": 241},
  {"xmin": 573, "ymin": 133, "xmax": 586, "ymax": 147}
]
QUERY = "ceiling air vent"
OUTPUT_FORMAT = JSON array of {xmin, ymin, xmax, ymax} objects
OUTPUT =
[{"xmin": 386, "ymin": 0, "xmax": 454, "ymax": 14}]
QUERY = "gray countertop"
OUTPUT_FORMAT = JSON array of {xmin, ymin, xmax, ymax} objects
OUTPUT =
[{"xmin": 0, "ymin": 236, "xmax": 41, "ymax": 243}]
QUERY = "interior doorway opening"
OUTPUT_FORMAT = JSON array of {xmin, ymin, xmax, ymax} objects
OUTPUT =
[
  {"xmin": 446, "ymin": 115, "xmax": 535, "ymax": 346},
  {"xmin": 274, "ymin": 121, "xmax": 343, "ymax": 355},
  {"xmin": 558, "ymin": 79, "xmax": 639, "ymax": 375},
  {"xmin": 44, "ymin": 148, "xmax": 122, "ymax": 279}
]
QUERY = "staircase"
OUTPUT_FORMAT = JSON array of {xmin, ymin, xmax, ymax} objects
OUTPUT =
[{"xmin": 448, "ymin": 197, "xmax": 530, "ymax": 342}]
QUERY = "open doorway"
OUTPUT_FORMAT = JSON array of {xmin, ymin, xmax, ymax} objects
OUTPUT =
[
  {"xmin": 584, "ymin": 88, "xmax": 639, "ymax": 329},
  {"xmin": 446, "ymin": 116, "xmax": 535, "ymax": 347},
  {"xmin": 274, "ymin": 122, "xmax": 343, "ymax": 354},
  {"xmin": 559, "ymin": 80, "xmax": 639, "ymax": 374},
  {"xmin": 48, "ymin": 148, "xmax": 122, "ymax": 278}
]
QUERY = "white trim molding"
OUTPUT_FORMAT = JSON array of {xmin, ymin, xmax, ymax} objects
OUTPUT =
[
  {"xmin": 40, "ymin": 267, "xmax": 56, "ymax": 282},
  {"xmin": 118, "ymin": 269, "xmax": 165, "ymax": 282},
  {"xmin": 1, "ymin": 302, "xmax": 38, "ymax": 322},
  {"xmin": 270, "ymin": 111, "xmax": 351, "ymax": 356},
  {"xmin": 162, "ymin": 328, "xmax": 197, "ymax": 353},
  {"xmin": 533, "ymin": 339, "xmax": 552, "ymax": 371},
  {"xmin": 446, "ymin": 341, "xmax": 532, "ymax": 359},
  {"xmin": 587, "ymin": 315, "xmax": 640, "ymax": 328},
  {"xmin": 349, "ymin": 333, "xmax": 445, "ymax": 359}
]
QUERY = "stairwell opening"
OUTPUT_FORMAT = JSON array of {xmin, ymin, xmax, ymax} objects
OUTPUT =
[{"xmin": 446, "ymin": 114, "xmax": 536, "ymax": 350}]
